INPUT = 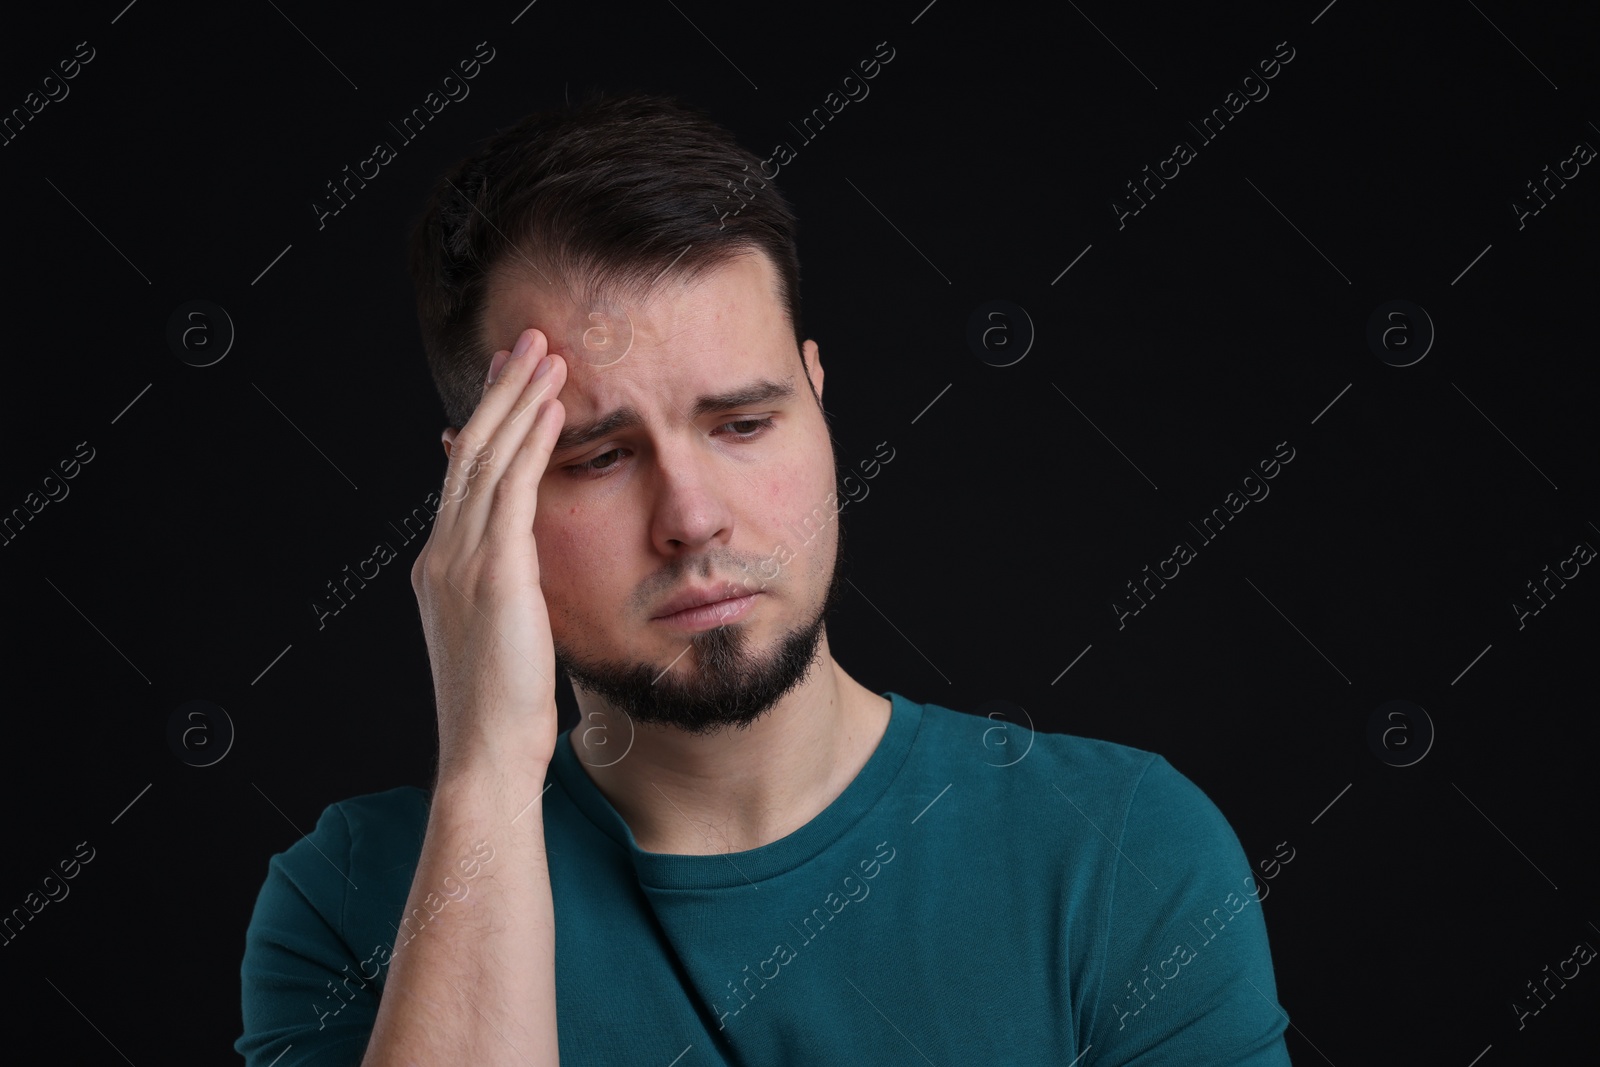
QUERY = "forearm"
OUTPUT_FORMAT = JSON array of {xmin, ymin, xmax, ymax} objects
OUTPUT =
[{"xmin": 361, "ymin": 767, "xmax": 558, "ymax": 1066}]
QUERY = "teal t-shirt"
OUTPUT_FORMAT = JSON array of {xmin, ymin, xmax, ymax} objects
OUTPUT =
[{"xmin": 237, "ymin": 692, "xmax": 1292, "ymax": 1064}]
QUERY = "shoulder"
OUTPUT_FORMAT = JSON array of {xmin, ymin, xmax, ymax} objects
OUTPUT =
[
  {"xmin": 908, "ymin": 696, "xmax": 1166, "ymax": 818},
  {"xmin": 252, "ymin": 785, "xmax": 430, "ymax": 934}
]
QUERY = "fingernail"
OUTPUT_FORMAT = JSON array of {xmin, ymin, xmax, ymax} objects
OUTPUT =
[
  {"xmin": 486, "ymin": 351, "xmax": 510, "ymax": 385},
  {"xmin": 532, "ymin": 354, "xmax": 552, "ymax": 381}
]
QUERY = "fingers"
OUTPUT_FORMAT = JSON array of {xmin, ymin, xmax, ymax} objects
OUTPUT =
[
  {"xmin": 487, "ymin": 359, "xmax": 566, "ymax": 550},
  {"xmin": 436, "ymin": 329, "xmax": 548, "ymax": 538}
]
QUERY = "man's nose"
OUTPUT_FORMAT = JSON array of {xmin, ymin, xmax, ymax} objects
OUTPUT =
[{"xmin": 649, "ymin": 437, "xmax": 736, "ymax": 554}]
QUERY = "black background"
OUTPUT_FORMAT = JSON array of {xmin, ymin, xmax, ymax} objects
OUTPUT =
[{"xmin": 2, "ymin": 0, "xmax": 1595, "ymax": 1062}]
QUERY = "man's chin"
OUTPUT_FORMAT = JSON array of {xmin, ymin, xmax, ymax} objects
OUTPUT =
[{"xmin": 555, "ymin": 615, "xmax": 827, "ymax": 737}]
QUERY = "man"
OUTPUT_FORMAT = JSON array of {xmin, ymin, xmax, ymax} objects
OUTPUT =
[{"xmin": 238, "ymin": 92, "xmax": 1292, "ymax": 1065}]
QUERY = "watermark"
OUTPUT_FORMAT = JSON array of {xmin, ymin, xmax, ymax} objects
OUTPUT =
[
  {"xmin": 1246, "ymin": 840, "xmax": 1296, "ymax": 903},
  {"xmin": 1368, "ymin": 699, "xmax": 1434, "ymax": 768},
  {"xmin": 714, "ymin": 840, "xmax": 896, "ymax": 1029},
  {"xmin": 719, "ymin": 40, "xmax": 898, "ymax": 227},
  {"xmin": 0, "ymin": 40, "xmax": 96, "ymax": 148},
  {"xmin": 1366, "ymin": 300, "xmax": 1434, "ymax": 367},
  {"xmin": 313, "ymin": 41, "xmax": 496, "ymax": 231},
  {"xmin": 1107, "ymin": 868, "xmax": 1273, "ymax": 1030},
  {"xmin": 1113, "ymin": 40, "xmax": 1296, "ymax": 230},
  {"xmin": 1, "ymin": 440, "xmax": 96, "ymax": 549},
  {"xmin": 973, "ymin": 698, "xmax": 1036, "ymax": 768},
  {"xmin": 166, "ymin": 699, "xmax": 235, "ymax": 767},
  {"xmin": 1511, "ymin": 539, "xmax": 1594, "ymax": 630},
  {"xmin": 0, "ymin": 840, "xmax": 96, "ymax": 948},
  {"xmin": 1112, "ymin": 441, "xmax": 1296, "ymax": 629},
  {"xmin": 710, "ymin": 441, "xmax": 896, "ymax": 613},
  {"xmin": 1511, "ymin": 933, "xmax": 1594, "ymax": 1030},
  {"xmin": 564, "ymin": 301, "xmax": 633, "ymax": 367},
  {"xmin": 967, "ymin": 300, "xmax": 1035, "ymax": 367},
  {"xmin": 1511, "ymin": 136, "xmax": 1596, "ymax": 231},
  {"xmin": 311, "ymin": 478, "xmax": 486, "ymax": 629},
  {"xmin": 312, "ymin": 839, "xmax": 495, "ymax": 1030},
  {"xmin": 166, "ymin": 300, "xmax": 235, "ymax": 367}
]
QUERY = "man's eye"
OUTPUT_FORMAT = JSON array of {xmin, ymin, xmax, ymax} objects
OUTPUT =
[
  {"xmin": 717, "ymin": 417, "xmax": 774, "ymax": 438},
  {"xmin": 565, "ymin": 448, "xmax": 628, "ymax": 478}
]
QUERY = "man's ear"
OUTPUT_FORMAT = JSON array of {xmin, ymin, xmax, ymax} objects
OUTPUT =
[
  {"xmin": 802, "ymin": 339, "xmax": 823, "ymax": 403},
  {"xmin": 441, "ymin": 427, "xmax": 458, "ymax": 460}
]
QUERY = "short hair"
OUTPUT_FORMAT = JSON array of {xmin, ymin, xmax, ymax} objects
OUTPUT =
[{"xmin": 408, "ymin": 91, "xmax": 804, "ymax": 431}]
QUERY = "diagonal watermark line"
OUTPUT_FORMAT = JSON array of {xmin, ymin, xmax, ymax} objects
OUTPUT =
[
  {"xmin": 45, "ymin": 177, "xmax": 151, "ymax": 284},
  {"xmin": 652, "ymin": 644, "xmax": 693, "ymax": 684},
  {"xmin": 648, "ymin": 243, "xmax": 693, "ymax": 291},
  {"xmin": 252, "ymin": 383, "xmax": 359, "ymax": 489},
  {"xmin": 111, "ymin": 383, "xmax": 153, "ymax": 425},
  {"xmin": 1049, "ymin": 383, "xmax": 1158, "ymax": 490},
  {"xmin": 664, "ymin": 0, "xmax": 758, "ymax": 89},
  {"xmin": 843, "ymin": 176, "xmax": 951, "ymax": 284},
  {"xmin": 264, "ymin": 1045, "xmax": 294, "ymax": 1067},
  {"xmin": 841, "ymin": 974, "xmax": 939, "ymax": 1067},
  {"xmin": 511, "ymin": 781, "xmax": 555, "ymax": 825},
  {"xmin": 1243, "ymin": 176, "xmax": 1351, "ymax": 284},
  {"xmin": 111, "ymin": 782, "xmax": 152, "ymax": 825},
  {"xmin": 1310, "ymin": 0, "xmax": 1339, "ymax": 24},
  {"xmin": 252, "ymin": 244, "xmax": 293, "ymax": 286},
  {"xmin": 1066, "ymin": 1046, "xmax": 1094, "ymax": 1067},
  {"xmin": 44, "ymin": 576, "xmax": 150, "ymax": 684},
  {"xmin": 912, "ymin": 783, "xmax": 951, "ymax": 824},
  {"xmin": 845, "ymin": 578, "xmax": 951, "ymax": 683},
  {"xmin": 44, "ymin": 978, "xmax": 138, "ymax": 1066},
  {"xmin": 252, "ymin": 781, "xmax": 359, "ymax": 890},
  {"xmin": 651, "ymin": 781, "xmax": 761, "ymax": 889},
  {"xmin": 1051, "ymin": 644, "xmax": 1092, "ymax": 685},
  {"xmin": 512, "ymin": 0, "xmax": 540, "ymax": 24},
  {"xmin": 1451, "ymin": 643, "xmax": 1492, "ymax": 686},
  {"xmin": 911, "ymin": 0, "xmax": 940, "ymax": 24},
  {"xmin": 1244, "ymin": 577, "xmax": 1352, "ymax": 684},
  {"xmin": 1310, "ymin": 383, "xmax": 1351, "ymax": 425},
  {"xmin": 666, "ymin": 1046, "xmax": 693, "ymax": 1067},
  {"xmin": 111, "ymin": 0, "xmax": 139, "ymax": 23},
  {"xmin": 443, "ymin": 975, "xmax": 536, "ymax": 1065},
  {"xmin": 1450, "ymin": 383, "xmax": 1557, "ymax": 489},
  {"xmin": 1051, "ymin": 243, "xmax": 1093, "ymax": 285},
  {"xmin": 1451, "ymin": 781, "xmax": 1558, "ymax": 890},
  {"xmin": 252, "ymin": 644, "xmax": 293, "ymax": 685},
  {"xmin": 264, "ymin": 0, "xmax": 358, "ymax": 89},
  {"xmin": 1465, "ymin": 0, "xmax": 1558, "ymax": 89},
  {"xmin": 1310, "ymin": 782, "xmax": 1351, "ymax": 825},
  {"xmin": 1465, "ymin": 1045, "xmax": 1492, "ymax": 1067},
  {"xmin": 444, "ymin": 177, "xmax": 553, "ymax": 285},
  {"xmin": 1053, "ymin": 784, "xmax": 1160, "ymax": 891},
  {"xmin": 1066, "ymin": 1, "xmax": 1157, "ymax": 90},
  {"xmin": 1450, "ymin": 243, "xmax": 1492, "ymax": 285},
  {"xmin": 1242, "ymin": 976, "xmax": 1337, "ymax": 1066},
  {"xmin": 911, "ymin": 383, "xmax": 952, "ymax": 425}
]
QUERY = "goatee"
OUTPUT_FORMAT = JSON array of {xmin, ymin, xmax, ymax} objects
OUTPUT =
[{"xmin": 555, "ymin": 536, "xmax": 846, "ymax": 737}]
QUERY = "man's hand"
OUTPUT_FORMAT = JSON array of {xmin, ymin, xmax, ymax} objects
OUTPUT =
[{"xmin": 410, "ymin": 327, "xmax": 570, "ymax": 776}]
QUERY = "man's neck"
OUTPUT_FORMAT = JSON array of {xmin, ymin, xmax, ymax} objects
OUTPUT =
[{"xmin": 568, "ymin": 641, "xmax": 891, "ymax": 856}]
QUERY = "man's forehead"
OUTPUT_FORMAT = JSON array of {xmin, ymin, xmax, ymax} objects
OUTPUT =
[{"xmin": 481, "ymin": 251, "xmax": 783, "ymax": 363}]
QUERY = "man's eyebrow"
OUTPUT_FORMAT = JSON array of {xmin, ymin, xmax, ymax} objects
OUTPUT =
[{"xmin": 552, "ymin": 377, "xmax": 797, "ymax": 456}]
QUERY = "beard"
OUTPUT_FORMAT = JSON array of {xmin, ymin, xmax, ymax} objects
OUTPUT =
[{"xmin": 553, "ymin": 519, "xmax": 847, "ymax": 737}]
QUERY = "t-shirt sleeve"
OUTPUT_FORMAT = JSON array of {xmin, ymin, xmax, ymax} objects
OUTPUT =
[
  {"xmin": 1086, "ymin": 754, "xmax": 1292, "ymax": 1065},
  {"xmin": 236, "ymin": 801, "xmax": 382, "ymax": 1067}
]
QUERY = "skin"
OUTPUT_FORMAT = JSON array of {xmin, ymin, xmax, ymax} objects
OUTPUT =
[{"xmin": 443, "ymin": 250, "xmax": 892, "ymax": 856}]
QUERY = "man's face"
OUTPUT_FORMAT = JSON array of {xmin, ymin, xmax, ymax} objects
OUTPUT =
[{"xmin": 477, "ymin": 251, "xmax": 845, "ymax": 735}]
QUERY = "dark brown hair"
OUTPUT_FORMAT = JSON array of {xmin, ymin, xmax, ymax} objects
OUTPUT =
[{"xmin": 408, "ymin": 91, "xmax": 803, "ymax": 430}]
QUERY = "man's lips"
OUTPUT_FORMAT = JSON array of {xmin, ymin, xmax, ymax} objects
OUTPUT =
[{"xmin": 651, "ymin": 584, "xmax": 755, "ymax": 619}]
